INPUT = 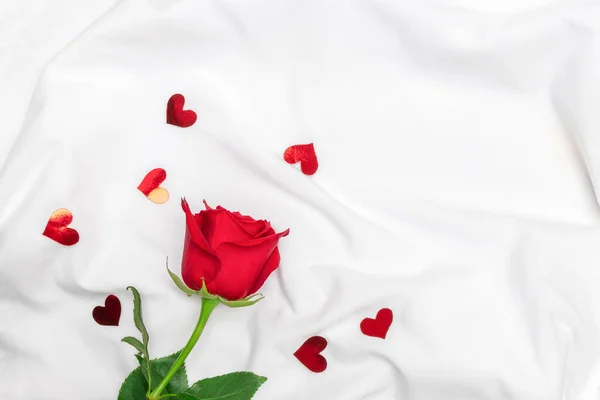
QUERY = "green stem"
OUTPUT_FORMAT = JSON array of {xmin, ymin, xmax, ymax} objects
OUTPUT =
[{"xmin": 148, "ymin": 298, "xmax": 220, "ymax": 399}]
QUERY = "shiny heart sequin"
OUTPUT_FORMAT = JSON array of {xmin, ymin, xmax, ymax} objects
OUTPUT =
[
  {"xmin": 166, "ymin": 93, "xmax": 197, "ymax": 128},
  {"xmin": 294, "ymin": 336, "xmax": 328, "ymax": 373},
  {"xmin": 42, "ymin": 208, "xmax": 79, "ymax": 246},
  {"xmin": 360, "ymin": 308, "xmax": 393, "ymax": 339},
  {"xmin": 284, "ymin": 143, "xmax": 318, "ymax": 175},
  {"xmin": 92, "ymin": 295, "xmax": 121, "ymax": 326},
  {"xmin": 138, "ymin": 168, "xmax": 169, "ymax": 204}
]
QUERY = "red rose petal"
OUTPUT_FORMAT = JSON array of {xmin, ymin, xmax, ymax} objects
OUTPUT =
[
  {"xmin": 210, "ymin": 228, "xmax": 290, "ymax": 300},
  {"xmin": 249, "ymin": 246, "xmax": 281, "ymax": 295},
  {"xmin": 181, "ymin": 198, "xmax": 217, "ymax": 256}
]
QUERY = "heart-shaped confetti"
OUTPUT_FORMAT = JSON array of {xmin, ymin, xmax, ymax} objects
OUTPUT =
[
  {"xmin": 294, "ymin": 336, "xmax": 328, "ymax": 373},
  {"xmin": 92, "ymin": 295, "xmax": 121, "ymax": 326},
  {"xmin": 166, "ymin": 93, "xmax": 197, "ymax": 128},
  {"xmin": 284, "ymin": 143, "xmax": 318, "ymax": 175},
  {"xmin": 42, "ymin": 208, "xmax": 79, "ymax": 246},
  {"xmin": 360, "ymin": 308, "xmax": 393, "ymax": 339},
  {"xmin": 138, "ymin": 168, "xmax": 169, "ymax": 204}
]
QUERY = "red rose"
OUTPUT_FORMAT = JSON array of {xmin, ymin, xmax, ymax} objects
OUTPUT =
[{"xmin": 181, "ymin": 199, "xmax": 290, "ymax": 300}]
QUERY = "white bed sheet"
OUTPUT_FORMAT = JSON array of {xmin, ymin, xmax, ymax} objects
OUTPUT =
[{"xmin": 2, "ymin": 1, "xmax": 600, "ymax": 399}]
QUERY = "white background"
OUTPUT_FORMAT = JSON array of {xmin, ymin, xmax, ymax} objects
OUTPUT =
[{"xmin": 2, "ymin": 0, "xmax": 600, "ymax": 399}]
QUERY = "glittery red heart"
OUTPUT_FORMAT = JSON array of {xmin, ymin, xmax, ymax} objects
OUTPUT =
[
  {"xmin": 42, "ymin": 208, "xmax": 79, "ymax": 246},
  {"xmin": 92, "ymin": 295, "xmax": 121, "ymax": 326},
  {"xmin": 294, "ymin": 336, "xmax": 327, "ymax": 373},
  {"xmin": 166, "ymin": 93, "xmax": 197, "ymax": 128},
  {"xmin": 284, "ymin": 143, "xmax": 318, "ymax": 175},
  {"xmin": 360, "ymin": 308, "xmax": 393, "ymax": 339}
]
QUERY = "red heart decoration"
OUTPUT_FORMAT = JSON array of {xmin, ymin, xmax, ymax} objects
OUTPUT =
[
  {"xmin": 294, "ymin": 336, "xmax": 328, "ymax": 373},
  {"xmin": 284, "ymin": 143, "xmax": 319, "ymax": 175},
  {"xmin": 92, "ymin": 295, "xmax": 121, "ymax": 326},
  {"xmin": 42, "ymin": 208, "xmax": 79, "ymax": 246},
  {"xmin": 360, "ymin": 308, "xmax": 393, "ymax": 339},
  {"xmin": 166, "ymin": 93, "xmax": 197, "ymax": 128},
  {"xmin": 137, "ymin": 168, "xmax": 169, "ymax": 204}
]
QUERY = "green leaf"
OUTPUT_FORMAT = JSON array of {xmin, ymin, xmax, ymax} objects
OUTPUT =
[
  {"xmin": 176, "ymin": 372, "xmax": 267, "ymax": 400},
  {"xmin": 166, "ymin": 260, "xmax": 197, "ymax": 297},
  {"xmin": 126, "ymin": 286, "xmax": 152, "ymax": 393},
  {"xmin": 135, "ymin": 354, "xmax": 144, "ymax": 366},
  {"xmin": 118, "ymin": 351, "xmax": 189, "ymax": 400},
  {"xmin": 150, "ymin": 351, "xmax": 188, "ymax": 395},
  {"xmin": 122, "ymin": 336, "xmax": 146, "ymax": 355},
  {"xmin": 118, "ymin": 367, "xmax": 147, "ymax": 400},
  {"xmin": 127, "ymin": 286, "xmax": 149, "ymax": 346}
]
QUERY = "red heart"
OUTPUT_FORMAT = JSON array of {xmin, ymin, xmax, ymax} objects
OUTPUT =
[
  {"xmin": 166, "ymin": 93, "xmax": 197, "ymax": 128},
  {"xmin": 42, "ymin": 208, "xmax": 79, "ymax": 246},
  {"xmin": 294, "ymin": 336, "xmax": 327, "ymax": 373},
  {"xmin": 284, "ymin": 143, "xmax": 319, "ymax": 175},
  {"xmin": 92, "ymin": 295, "xmax": 121, "ymax": 326},
  {"xmin": 137, "ymin": 168, "xmax": 169, "ymax": 204},
  {"xmin": 360, "ymin": 308, "xmax": 393, "ymax": 339}
]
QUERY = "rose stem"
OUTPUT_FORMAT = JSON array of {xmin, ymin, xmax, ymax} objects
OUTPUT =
[{"xmin": 148, "ymin": 297, "xmax": 220, "ymax": 399}]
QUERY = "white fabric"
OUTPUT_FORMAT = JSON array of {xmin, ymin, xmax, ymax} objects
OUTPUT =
[{"xmin": 2, "ymin": 1, "xmax": 600, "ymax": 399}]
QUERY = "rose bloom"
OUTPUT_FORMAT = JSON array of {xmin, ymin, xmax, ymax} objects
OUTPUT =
[{"xmin": 181, "ymin": 199, "xmax": 290, "ymax": 300}]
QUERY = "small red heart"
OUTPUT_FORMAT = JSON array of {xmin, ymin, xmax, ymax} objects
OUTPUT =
[
  {"xmin": 294, "ymin": 336, "xmax": 328, "ymax": 373},
  {"xmin": 166, "ymin": 93, "xmax": 197, "ymax": 128},
  {"xmin": 42, "ymin": 208, "xmax": 79, "ymax": 246},
  {"xmin": 137, "ymin": 168, "xmax": 169, "ymax": 204},
  {"xmin": 284, "ymin": 143, "xmax": 319, "ymax": 175},
  {"xmin": 360, "ymin": 308, "xmax": 393, "ymax": 339},
  {"xmin": 92, "ymin": 295, "xmax": 121, "ymax": 326}
]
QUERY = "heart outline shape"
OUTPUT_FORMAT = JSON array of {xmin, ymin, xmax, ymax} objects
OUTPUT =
[
  {"xmin": 92, "ymin": 295, "xmax": 121, "ymax": 326},
  {"xmin": 294, "ymin": 336, "xmax": 328, "ymax": 373},
  {"xmin": 166, "ymin": 93, "xmax": 197, "ymax": 128},
  {"xmin": 360, "ymin": 308, "xmax": 393, "ymax": 339},
  {"xmin": 42, "ymin": 208, "xmax": 79, "ymax": 246},
  {"xmin": 138, "ymin": 168, "xmax": 169, "ymax": 204},
  {"xmin": 284, "ymin": 143, "xmax": 319, "ymax": 175}
]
